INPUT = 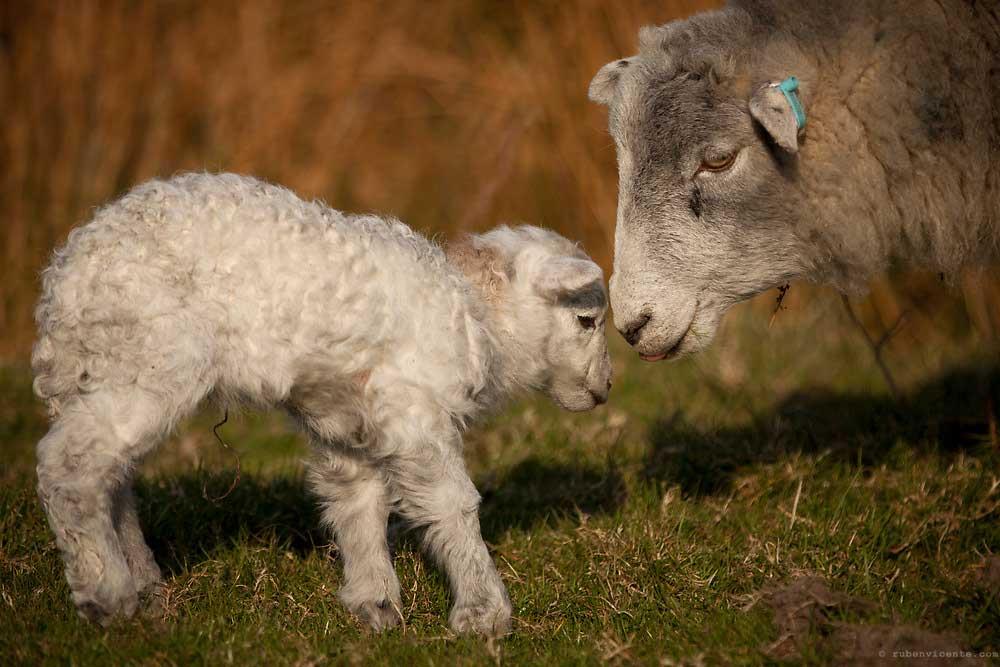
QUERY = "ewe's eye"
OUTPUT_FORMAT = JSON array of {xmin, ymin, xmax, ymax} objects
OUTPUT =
[
  {"xmin": 577, "ymin": 315, "xmax": 596, "ymax": 330},
  {"xmin": 698, "ymin": 151, "xmax": 738, "ymax": 174}
]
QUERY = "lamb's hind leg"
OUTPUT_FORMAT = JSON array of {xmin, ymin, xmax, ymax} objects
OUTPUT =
[
  {"xmin": 36, "ymin": 389, "xmax": 168, "ymax": 625},
  {"xmin": 307, "ymin": 447, "xmax": 401, "ymax": 631}
]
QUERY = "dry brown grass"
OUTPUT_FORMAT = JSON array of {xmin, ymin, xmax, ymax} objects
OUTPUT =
[{"xmin": 2, "ymin": 0, "xmax": 997, "ymax": 359}]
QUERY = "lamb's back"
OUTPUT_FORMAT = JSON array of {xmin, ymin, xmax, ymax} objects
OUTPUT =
[{"xmin": 34, "ymin": 173, "xmax": 483, "ymax": 406}]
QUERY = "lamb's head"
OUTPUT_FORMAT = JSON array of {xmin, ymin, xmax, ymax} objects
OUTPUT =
[
  {"xmin": 451, "ymin": 225, "xmax": 612, "ymax": 411},
  {"xmin": 589, "ymin": 12, "xmax": 814, "ymax": 361}
]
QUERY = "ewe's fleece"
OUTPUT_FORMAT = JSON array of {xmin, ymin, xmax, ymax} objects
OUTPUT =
[
  {"xmin": 590, "ymin": 0, "xmax": 1000, "ymax": 360},
  {"xmin": 32, "ymin": 172, "xmax": 611, "ymax": 636}
]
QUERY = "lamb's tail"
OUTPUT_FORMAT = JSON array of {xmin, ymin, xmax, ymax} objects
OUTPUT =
[
  {"xmin": 32, "ymin": 325, "xmax": 74, "ymax": 420},
  {"xmin": 31, "ymin": 266, "xmax": 86, "ymax": 419}
]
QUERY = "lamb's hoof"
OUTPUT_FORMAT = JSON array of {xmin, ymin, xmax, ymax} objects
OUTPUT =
[
  {"xmin": 348, "ymin": 597, "xmax": 402, "ymax": 632},
  {"xmin": 131, "ymin": 562, "xmax": 164, "ymax": 600},
  {"xmin": 449, "ymin": 599, "xmax": 512, "ymax": 638},
  {"xmin": 74, "ymin": 589, "xmax": 139, "ymax": 627},
  {"xmin": 139, "ymin": 582, "xmax": 168, "ymax": 620}
]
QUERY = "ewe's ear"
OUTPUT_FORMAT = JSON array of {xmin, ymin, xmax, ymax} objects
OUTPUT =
[
  {"xmin": 749, "ymin": 78, "xmax": 806, "ymax": 153},
  {"xmin": 589, "ymin": 57, "xmax": 636, "ymax": 106},
  {"xmin": 535, "ymin": 257, "xmax": 604, "ymax": 301}
]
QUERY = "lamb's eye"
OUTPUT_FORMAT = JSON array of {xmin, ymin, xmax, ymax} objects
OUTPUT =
[
  {"xmin": 577, "ymin": 315, "xmax": 596, "ymax": 330},
  {"xmin": 699, "ymin": 151, "xmax": 738, "ymax": 174}
]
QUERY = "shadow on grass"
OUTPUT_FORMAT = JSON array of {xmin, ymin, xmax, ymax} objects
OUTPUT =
[
  {"xmin": 136, "ymin": 473, "xmax": 326, "ymax": 575},
  {"xmin": 136, "ymin": 457, "xmax": 625, "ymax": 575},
  {"xmin": 645, "ymin": 363, "xmax": 1000, "ymax": 497},
  {"xmin": 479, "ymin": 458, "xmax": 626, "ymax": 540}
]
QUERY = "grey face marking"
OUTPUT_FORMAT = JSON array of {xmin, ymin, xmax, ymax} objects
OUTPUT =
[
  {"xmin": 593, "ymin": 23, "xmax": 812, "ymax": 358},
  {"xmin": 689, "ymin": 185, "xmax": 702, "ymax": 218},
  {"xmin": 561, "ymin": 283, "xmax": 607, "ymax": 311}
]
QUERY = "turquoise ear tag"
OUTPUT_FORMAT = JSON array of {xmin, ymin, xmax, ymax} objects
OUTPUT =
[{"xmin": 778, "ymin": 76, "xmax": 806, "ymax": 129}]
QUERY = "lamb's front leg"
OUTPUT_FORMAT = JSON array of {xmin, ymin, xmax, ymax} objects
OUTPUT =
[
  {"xmin": 307, "ymin": 448, "xmax": 401, "ymax": 631},
  {"xmin": 112, "ymin": 484, "xmax": 164, "ymax": 612},
  {"xmin": 391, "ymin": 440, "xmax": 511, "ymax": 637}
]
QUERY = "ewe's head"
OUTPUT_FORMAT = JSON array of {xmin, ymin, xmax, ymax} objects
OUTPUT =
[
  {"xmin": 454, "ymin": 226, "xmax": 612, "ymax": 411},
  {"xmin": 590, "ymin": 11, "xmax": 813, "ymax": 361}
]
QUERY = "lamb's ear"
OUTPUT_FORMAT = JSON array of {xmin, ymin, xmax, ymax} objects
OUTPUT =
[
  {"xmin": 535, "ymin": 257, "xmax": 604, "ymax": 301},
  {"xmin": 749, "ymin": 79, "xmax": 806, "ymax": 153},
  {"xmin": 589, "ymin": 57, "xmax": 635, "ymax": 106},
  {"xmin": 446, "ymin": 238, "xmax": 511, "ymax": 298}
]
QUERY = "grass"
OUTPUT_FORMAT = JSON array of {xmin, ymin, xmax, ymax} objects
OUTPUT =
[{"xmin": 1, "ymin": 292, "xmax": 999, "ymax": 665}]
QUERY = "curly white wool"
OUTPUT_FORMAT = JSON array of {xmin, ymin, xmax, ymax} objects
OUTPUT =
[{"xmin": 32, "ymin": 172, "xmax": 611, "ymax": 636}]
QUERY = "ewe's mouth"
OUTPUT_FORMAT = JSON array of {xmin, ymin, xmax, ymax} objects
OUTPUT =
[
  {"xmin": 639, "ymin": 329, "xmax": 686, "ymax": 362},
  {"xmin": 639, "ymin": 310, "xmax": 695, "ymax": 362}
]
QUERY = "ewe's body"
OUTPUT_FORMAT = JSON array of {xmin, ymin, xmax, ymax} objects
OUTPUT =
[
  {"xmin": 32, "ymin": 173, "xmax": 611, "ymax": 635},
  {"xmin": 590, "ymin": 0, "xmax": 1000, "ymax": 360}
]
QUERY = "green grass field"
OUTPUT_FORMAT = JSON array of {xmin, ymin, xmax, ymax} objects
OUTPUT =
[{"xmin": 2, "ymin": 292, "xmax": 999, "ymax": 665}]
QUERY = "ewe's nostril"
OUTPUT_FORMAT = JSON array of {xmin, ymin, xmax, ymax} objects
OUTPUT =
[
  {"xmin": 619, "ymin": 313, "xmax": 651, "ymax": 346},
  {"xmin": 606, "ymin": 379, "xmax": 613, "ymax": 391}
]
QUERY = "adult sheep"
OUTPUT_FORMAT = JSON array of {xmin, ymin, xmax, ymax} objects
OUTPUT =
[{"xmin": 589, "ymin": 0, "xmax": 999, "ymax": 360}]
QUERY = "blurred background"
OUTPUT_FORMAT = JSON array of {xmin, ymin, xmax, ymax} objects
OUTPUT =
[{"xmin": 2, "ymin": 0, "xmax": 999, "ymax": 362}]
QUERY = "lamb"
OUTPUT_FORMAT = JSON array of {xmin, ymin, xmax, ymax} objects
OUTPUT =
[
  {"xmin": 588, "ymin": 0, "xmax": 1000, "ymax": 361},
  {"xmin": 31, "ymin": 172, "xmax": 612, "ymax": 635}
]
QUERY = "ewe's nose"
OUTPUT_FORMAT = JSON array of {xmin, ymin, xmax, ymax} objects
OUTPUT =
[{"xmin": 618, "ymin": 312, "xmax": 651, "ymax": 346}]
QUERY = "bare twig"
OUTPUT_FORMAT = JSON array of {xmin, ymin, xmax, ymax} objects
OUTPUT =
[
  {"xmin": 789, "ymin": 478, "xmax": 803, "ymax": 530},
  {"xmin": 202, "ymin": 409, "xmax": 242, "ymax": 502},
  {"xmin": 387, "ymin": 587, "xmax": 407, "ymax": 637},
  {"xmin": 840, "ymin": 295, "xmax": 905, "ymax": 399},
  {"xmin": 769, "ymin": 284, "xmax": 791, "ymax": 328}
]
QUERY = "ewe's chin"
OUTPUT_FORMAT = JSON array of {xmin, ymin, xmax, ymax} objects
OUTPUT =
[{"xmin": 634, "ymin": 310, "xmax": 721, "ymax": 362}]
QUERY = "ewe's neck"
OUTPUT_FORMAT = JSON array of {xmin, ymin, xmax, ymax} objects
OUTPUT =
[{"xmin": 773, "ymin": 2, "xmax": 1000, "ymax": 285}]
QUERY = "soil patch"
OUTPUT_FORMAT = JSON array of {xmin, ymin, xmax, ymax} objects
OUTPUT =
[
  {"xmin": 755, "ymin": 575, "xmax": 968, "ymax": 664},
  {"xmin": 976, "ymin": 555, "xmax": 1000, "ymax": 594},
  {"xmin": 831, "ymin": 623, "xmax": 967, "ymax": 666}
]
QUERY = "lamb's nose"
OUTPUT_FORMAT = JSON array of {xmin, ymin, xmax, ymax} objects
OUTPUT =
[{"xmin": 619, "ymin": 313, "xmax": 651, "ymax": 346}]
